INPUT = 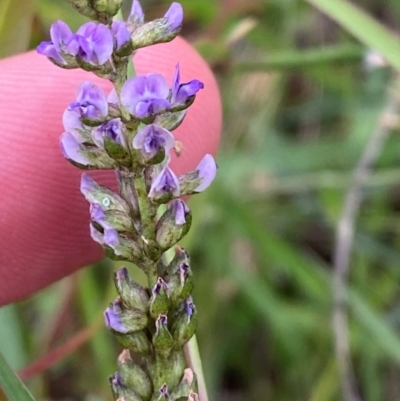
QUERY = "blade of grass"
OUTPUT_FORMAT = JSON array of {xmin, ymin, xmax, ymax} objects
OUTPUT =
[
  {"xmin": 304, "ymin": 0, "xmax": 400, "ymax": 71},
  {"xmin": 0, "ymin": 351, "xmax": 36, "ymax": 401}
]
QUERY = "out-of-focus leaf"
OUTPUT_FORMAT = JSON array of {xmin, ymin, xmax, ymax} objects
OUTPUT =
[
  {"xmin": 0, "ymin": 351, "xmax": 36, "ymax": 401},
  {"xmin": 0, "ymin": 306, "xmax": 26, "ymax": 371},
  {"xmin": 0, "ymin": 0, "xmax": 36, "ymax": 58},
  {"xmin": 305, "ymin": 0, "xmax": 400, "ymax": 71}
]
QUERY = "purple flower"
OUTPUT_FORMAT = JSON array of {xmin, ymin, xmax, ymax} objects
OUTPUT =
[
  {"xmin": 92, "ymin": 118, "xmax": 126, "ymax": 149},
  {"xmin": 60, "ymin": 132, "xmax": 90, "ymax": 165},
  {"xmin": 90, "ymin": 224, "xmax": 122, "ymax": 253},
  {"xmin": 164, "ymin": 2, "xmax": 183, "ymax": 32},
  {"xmin": 37, "ymin": 20, "xmax": 74, "ymax": 64},
  {"xmin": 132, "ymin": 124, "xmax": 174, "ymax": 159},
  {"xmin": 68, "ymin": 81, "xmax": 108, "ymax": 122},
  {"xmin": 171, "ymin": 64, "xmax": 204, "ymax": 106},
  {"xmin": 149, "ymin": 165, "xmax": 180, "ymax": 198},
  {"xmin": 104, "ymin": 300, "xmax": 129, "ymax": 333},
  {"xmin": 121, "ymin": 74, "xmax": 171, "ymax": 118},
  {"xmin": 170, "ymin": 199, "xmax": 190, "ymax": 225},
  {"xmin": 111, "ymin": 20, "xmax": 131, "ymax": 50},
  {"xmin": 67, "ymin": 22, "xmax": 113, "ymax": 65},
  {"xmin": 104, "ymin": 228, "xmax": 120, "ymax": 249},
  {"xmin": 62, "ymin": 109, "xmax": 87, "ymax": 143},
  {"xmin": 194, "ymin": 154, "xmax": 217, "ymax": 192},
  {"xmin": 129, "ymin": 0, "xmax": 145, "ymax": 25},
  {"xmin": 90, "ymin": 203, "xmax": 107, "ymax": 223}
]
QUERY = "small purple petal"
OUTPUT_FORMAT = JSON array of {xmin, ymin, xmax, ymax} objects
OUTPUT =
[
  {"xmin": 149, "ymin": 166, "xmax": 180, "ymax": 198},
  {"xmin": 194, "ymin": 154, "xmax": 217, "ymax": 192},
  {"xmin": 92, "ymin": 118, "xmax": 125, "ymax": 148},
  {"xmin": 104, "ymin": 228, "xmax": 120, "ymax": 248},
  {"xmin": 37, "ymin": 21, "xmax": 74, "ymax": 64},
  {"xmin": 133, "ymin": 124, "xmax": 175, "ymax": 158},
  {"xmin": 104, "ymin": 307, "xmax": 129, "ymax": 333},
  {"xmin": 121, "ymin": 74, "xmax": 171, "ymax": 118},
  {"xmin": 80, "ymin": 173, "xmax": 96, "ymax": 197},
  {"xmin": 171, "ymin": 199, "xmax": 189, "ymax": 225},
  {"xmin": 69, "ymin": 81, "xmax": 108, "ymax": 120},
  {"xmin": 60, "ymin": 132, "xmax": 89, "ymax": 165},
  {"xmin": 111, "ymin": 20, "xmax": 131, "ymax": 50},
  {"xmin": 90, "ymin": 203, "xmax": 106, "ymax": 222},
  {"xmin": 107, "ymin": 88, "xmax": 120, "ymax": 106},
  {"xmin": 171, "ymin": 64, "xmax": 204, "ymax": 105},
  {"xmin": 37, "ymin": 42, "xmax": 64, "ymax": 64},
  {"xmin": 164, "ymin": 2, "xmax": 183, "ymax": 32},
  {"xmin": 130, "ymin": 0, "xmax": 145, "ymax": 22}
]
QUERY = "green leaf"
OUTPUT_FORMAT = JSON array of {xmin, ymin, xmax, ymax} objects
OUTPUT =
[
  {"xmin": 0, "ymin": 0, "xmax": 37, "ymax": 58},
  {"xmin": 0, "ymin": 351, "xmax": 36, "ymax": 401},
  {"xmin": 304, "ymin": 0, "xmax": 400, "ymax": 71}
]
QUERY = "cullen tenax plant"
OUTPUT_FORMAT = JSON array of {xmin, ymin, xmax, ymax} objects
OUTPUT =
[{"xmin": 37, "ymin": 1, "xmax": 217, "ymax": 400}]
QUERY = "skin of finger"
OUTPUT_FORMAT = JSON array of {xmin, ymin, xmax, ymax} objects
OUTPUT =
[{"xmin": 0, "ymin": 37, "xmax": 221, "ymax": 305}]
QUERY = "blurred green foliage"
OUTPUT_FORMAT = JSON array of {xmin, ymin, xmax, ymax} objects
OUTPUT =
[{"xmin": 2, "ymin": 0, "xmax": 400, "ymax": 400}]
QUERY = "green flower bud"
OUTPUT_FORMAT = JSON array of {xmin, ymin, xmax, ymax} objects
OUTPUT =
[
  {"xmin": 103, "ymin": 232, "xmax": 143, "ymax": 263},
  {"xmin": 153, "ymin": 315, "xmax": 174, "ymax": 358},
  {"xmin": 167, "ymin": 262, "xmax": 194, "ymax": 307},
  {"xmin": 165, "ymin": 247, "xmax": 190, "ymax": 277},
  {"xmin": 170, "ymin": 369, "xmax": 197, "ymax": 401},
  {"xmin": 156, "ymin": 200, "xmax": 192, "ymax": 250},
  {"xmin": 91, "ymin": 208, "xmax": 134, "ymax": 233},
  {"xmin": 67, "ymin": 0, "xmax": 122, "ymax": 22},
  {"xmin": 114, "ymin": 267, "xmax": 150, "ymax": 311},
  {"xmin": 114, "ymin": 331, "xmax": 152, "ymax": 356},
  {"xmin": 171, "ymin": 298, "xmax": 198, "ymax": 348},
  {"xmin": 131, "ymin": 8, "xmax": 182, "ymax": 51},
  {"xmin": 149, "ymin": 278, "xmax": 171, "ymax": 318},
  {"xmin": 81, "ymin": 173, "xmax": 131, "ymax": 214},
  {"xmin": 105, "ymin": 298, "xmax": 148, "ymax": 333},
  {"xmin": 118, "ymin": 350, "xmax": 153, "ymax": 401},
  {"xmin": 154, "ymin": 110, "xmax": 187, "ymax": 132},
  {"xmin": 148, "ymin": 351, "xmax": 186, "ymax": 392},
  {"xmin": 104, "ymin": 136, "xmax": 132, "ymax": 167}
]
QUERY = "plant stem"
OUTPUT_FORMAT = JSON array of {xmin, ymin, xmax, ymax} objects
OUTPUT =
[{"xmin": 184, "ymin": 335, "xmax": 209, "ymax": 401}]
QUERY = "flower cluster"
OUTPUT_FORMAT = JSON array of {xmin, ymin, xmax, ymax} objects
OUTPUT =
[{"xmin": 38, "ymin": 1, "xmax": 216, "ymax": 400}]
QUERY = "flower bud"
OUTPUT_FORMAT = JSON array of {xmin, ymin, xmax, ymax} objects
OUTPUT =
[
  {"xmin": 148, "ymin": 351, "xmax": 186, "ymax": 391},
  {"xmin": 114, "ymin": 267, "xmax": 150, "ymax": 311},
  {"xmin": 165, "ymin": 246, "xmax": 190, "ymax": 277},
  {"xmin": 153, "ymin": 315, "xmax": 174, "ymax": 358},
  {"xmin": 104, "ymin": 298, "xmax": 148, "ymax": 333},
  {"xmin": 92, "ymin": 118, "xmax": 132, "ymax": 166},
  {"xmin": 90, "ymin": 203, "xmax": 134, "ymax": 233},
  {"xmin": 81, "ymin": 174, "xmax": 131, "ymax": 214},
  {"xmin": 130, "ymin": 3, "xmax": 183, "ymax": 50},
  {"xmin": 154, "ymin": 110, "xmax": 187, "ymax": 132},
  {"xmin": 167, "ymin": 262, "xmax": 194, "ymax": 307},
  {"xmin": 178, "ymin": 154, "xmax": 217, "ymax": 195},
  {"xmin": 109, "ymin": 371, "xmax": 143, "ymax": 401},
  {"xmin": 67, "ymin": 0, "xmax": 122, "ymax": 22},
  {"xmin": 149, "ymin": 278, "xmax": 170, "ymax": 318},
  {"xmin": 61, "ymin": 132, "xmax": 118, "ymax": 169},
  {"xmin": 115, "ymin": 330, "xmax": 152, "ymax": 356},
  {"xmin": 170, "ymin": 369, "xmax": 197, "ymax": 401},
  {"xmin": 156, "ymin": 200, "xmax": 191, "ymax": 250},
  {"xmin": 91, "ymin": 226, "xmax": 142, "ymax": 262},
  {"xmin": 170, "ymin": 298, "xmax": 198, "ymax": 348},
  {"xmin": 118, "ymin": 349, "xmax": 152, "ymax": 401}
]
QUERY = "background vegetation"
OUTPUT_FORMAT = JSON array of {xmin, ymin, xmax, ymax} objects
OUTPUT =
[{"xmin": 2, "ymin": 0, "xmax": 400, "ymax": 400}]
